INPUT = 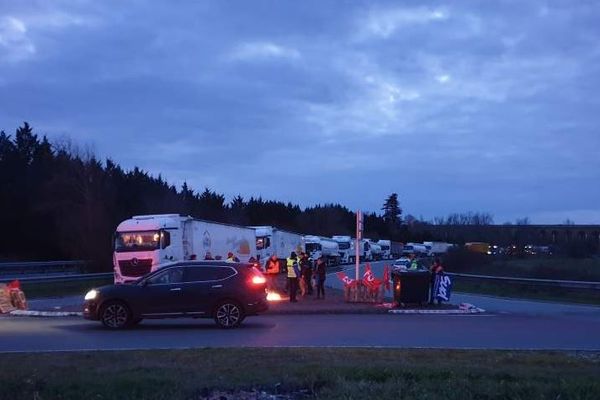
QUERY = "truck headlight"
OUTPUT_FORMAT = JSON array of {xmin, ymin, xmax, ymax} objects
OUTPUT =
[{"xmin": 84, "ymin": 289, "xmax": 98, "ymax": 301}]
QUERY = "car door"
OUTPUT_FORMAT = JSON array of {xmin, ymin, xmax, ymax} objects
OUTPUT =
[
  {"xmin": 139, "ymin": 267, "xmax": 186, "ymax": 316},
  {"xmin": 182, "ymin": 266, "xmax": 237, "ymax": 315}
]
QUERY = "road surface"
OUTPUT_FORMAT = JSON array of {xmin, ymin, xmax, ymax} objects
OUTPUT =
[
  {"xmin": 2, "ymin": 260, "xmax": 598, "ymax": 353},
  {"xmin": 1, "ymin": 311, "xmax": 599, "ymax": 352}
]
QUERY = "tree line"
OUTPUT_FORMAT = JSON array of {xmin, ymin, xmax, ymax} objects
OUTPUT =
[{"xmin": 0, "ymin": 123, "xmax": 408, "ymax": 269}]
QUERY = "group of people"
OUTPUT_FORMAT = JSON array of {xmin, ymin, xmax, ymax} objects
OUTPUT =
[
  {"xmin": 201, "ymin": 251, "xmax": 240, "ymax": 262},
  {"xmin": 261, "ymin": 252, "xmax": 326, "ymax": 302}
]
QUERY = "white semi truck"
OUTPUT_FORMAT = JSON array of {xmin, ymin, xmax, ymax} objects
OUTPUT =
[
  {"xmin": 423, "ymin": 241, "xmax": 455, "ymax": 255},
  {"xmin": 304, "ymin": 235, "xmax": 341, "ymax": 266},
  {"xmin": 377, "ymin": 239, "xmax": 393, "ymax": 259},
  {"xmin": 113, "ymin": 214, "xmax": 257, "ymax": 284},
  {"xmin": 331, "ymin": 235, "xmax": 355, "ymax": 264},
  {"xmin": 357, "ymin": 239, "xmax": 371, "ymax": 262},
  {"xmin": 369, "ymin": 239, "xmax": 404, "ymax": 259},
  {"xmin": 252, "ymin": 226, "xmax": 304, "ymax": 265},
  {"xmin": 365, "ymin": 239, "xmax": 383, "ymax": 261},
  {"xmin": 402, "ymin": 242, "xmax": 429, "ymax": 257}
]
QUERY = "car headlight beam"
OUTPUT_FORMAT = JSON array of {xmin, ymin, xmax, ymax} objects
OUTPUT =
[{"xmin": 84, "ymin": 289, "xmax": 98, "ymax": 301}]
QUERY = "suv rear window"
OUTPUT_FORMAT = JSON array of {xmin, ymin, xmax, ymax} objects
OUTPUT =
[{"xmin": 184, "ymin": 266, "xmax": 236, "ymax": 282}]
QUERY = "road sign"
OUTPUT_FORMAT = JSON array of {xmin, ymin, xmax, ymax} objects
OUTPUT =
[{"xmin": 355, "ymin": 210, "xmax": 362, "ymax": 283}]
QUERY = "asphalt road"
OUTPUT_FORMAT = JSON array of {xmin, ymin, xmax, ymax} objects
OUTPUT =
[
  {"xmin": 2, "ymin": 260, "xmax": 599, "ymax": 353},
  {"xmin": 1, "ymin": 311, "xmax": 599, "ymax": 352}
]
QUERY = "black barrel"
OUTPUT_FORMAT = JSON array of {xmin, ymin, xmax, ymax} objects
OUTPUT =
[{"xmin": 392, "ymin": 270, "xmax": 431, "ymax": 304}]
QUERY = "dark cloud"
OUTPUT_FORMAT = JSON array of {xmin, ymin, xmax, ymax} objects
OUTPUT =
[{"xmin": 1, "ymin": 0, "xmax": 599, "ymax": 223}]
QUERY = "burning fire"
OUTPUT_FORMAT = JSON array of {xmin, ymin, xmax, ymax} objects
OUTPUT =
[{"xmin": 266, "ymin": 291, "xmax": 282, "ymax": 301}]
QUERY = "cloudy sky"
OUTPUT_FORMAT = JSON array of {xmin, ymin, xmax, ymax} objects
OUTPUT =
[{"xmin": 1, "ymin": 0, "xmax": 599, "ymax": 224}]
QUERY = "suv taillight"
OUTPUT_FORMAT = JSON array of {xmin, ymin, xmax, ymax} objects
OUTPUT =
[{"xmin": 249, "ymin": 267, "xmax": 266, "ymax": 285}]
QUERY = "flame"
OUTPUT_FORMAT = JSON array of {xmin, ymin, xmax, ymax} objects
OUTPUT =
[{"xmin": 266, "ymin": 291, "xmax": 282, "ymax": 302}]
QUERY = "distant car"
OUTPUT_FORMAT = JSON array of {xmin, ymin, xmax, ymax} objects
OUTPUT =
[
  {"xmin": 83, "ymin": 261, "xmax": 268, "ymax": 329},
  {"xmin": 392, "ymin": 257, "xmax": 411, "ymax": 270}
]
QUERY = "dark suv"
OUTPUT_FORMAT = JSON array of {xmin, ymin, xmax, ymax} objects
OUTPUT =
[{"xmin": 83, "ymin": 261, "xmax": 268, "ymax": 329}]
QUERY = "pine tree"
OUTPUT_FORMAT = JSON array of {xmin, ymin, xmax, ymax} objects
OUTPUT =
[{"xmin": 382, "ymin": 193, "xmax": 402, "ymax": 225}]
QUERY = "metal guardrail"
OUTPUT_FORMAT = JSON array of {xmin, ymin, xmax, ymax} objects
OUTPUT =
[
  {"xmin": 446, "ymin": 272, "xmax": 600, "ymax": 291},
  {"xmin": 1, "ymin": 266, "xmax": 598, "ymax": 290},
  {"xmin": 0, "ymin": 272, "xmax": 113, "ymax": 284},
  {"xmin": 0, "ymin": 260, "xmax": 87, "ymax": 275}
]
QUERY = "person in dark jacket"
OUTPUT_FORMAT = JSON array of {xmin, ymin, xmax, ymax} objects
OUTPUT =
[
  {"xmin": 299, "ymin": 252, "xmax": 313, "ymax": 296},
  {"xmin": 429, "ymin": 257, "xmax": 444, "ymax": 304},
  {"xmin": 314, "ymin": 256, "xmax": 326, "ymax": 299}
]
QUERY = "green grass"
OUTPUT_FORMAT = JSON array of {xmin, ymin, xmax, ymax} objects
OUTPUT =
[
  {"xmin": 453, "ymin": 280, "xmax": 600, "ymax": 305},
  {"xmin": 470, "ymin": 257, "xmax": 600, "ymax": 281},
  {"xmin": 0, "ymin": 349, "xmax": 599, "ymax": 400},
  {"xmin": 444, "ymin": 255, "xmax": 600, "ymax": 304},
  {"xmin": 21, "ymin": 278, "xmax": 113, "ymax": 299}
]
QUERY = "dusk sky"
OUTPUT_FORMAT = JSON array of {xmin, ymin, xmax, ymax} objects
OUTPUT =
[{"xmin": 1, "ymin": 1, "xmax": 599, "ymax": 224}]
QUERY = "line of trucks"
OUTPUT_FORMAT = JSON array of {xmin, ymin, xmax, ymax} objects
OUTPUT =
[{"xmin": 113, "ymin": 214, "xmax": 454, "ymax": 284}]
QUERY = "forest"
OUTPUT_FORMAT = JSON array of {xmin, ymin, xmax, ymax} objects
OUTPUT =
[{"xmin": 0, "ymin": 123, "xmax": 410, "ymax": 269}]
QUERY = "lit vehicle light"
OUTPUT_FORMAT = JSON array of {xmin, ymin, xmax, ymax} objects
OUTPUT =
[
  {"xmin": 252, "ymin": 275, "xmax": 266, "ymax": 284},
  {"xmin": 266, "ymin": 291, "xmax": 282, "ymax": 301},
  {"xmin": 84, "ymin": 289, "xmax": 98, "ymax": 301}
]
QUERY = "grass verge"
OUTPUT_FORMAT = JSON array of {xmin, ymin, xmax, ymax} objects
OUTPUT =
[
  {"xmin": 0, "ymin": 348, "xmax": 599, "ymax": 400},
  {"xmin": 453, "ymin": 280, "xmax": 600, "ymax": 305}
]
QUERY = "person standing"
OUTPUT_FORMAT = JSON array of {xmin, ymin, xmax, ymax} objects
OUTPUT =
[
  {"xmin": 226, "ymin": 252, "xmax": 239, "ymax": 262},
  {"xmin": 314, "ymin": 256, "xmax": 326, "ymax": 299},
  {"xmin": 264, "ymin": 254, "xmax": 280, "ymax": 291},
  {"xmin": 297, "ymin": 252, "xmax": 310, "ymax": 296},
  {"xmin": 409, "ymin": 254, "xmax": 419, "ymax": 270},
  {"xmin": 286, "ymin": 252, "xmax": 300, "ymax": 303},
  {"xmin": 429, "ymin": 257, "xmax": 444, "ymax": 304},
  {"xmin": 302, "ymin": 253, "xmax": 314, "ymax": 296}
]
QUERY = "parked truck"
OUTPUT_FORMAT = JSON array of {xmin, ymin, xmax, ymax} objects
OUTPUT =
[
  {"xmin": 401, "ymin": 243, "xmax": 429, "ymax": 257},
  {"xmin": 365, "ymin": 239, "xmax": 383, "ymax": 261},
  {"xmin": 252, "ymin": 226, "xmax": 304, "ymax": 267},
  {"xmin": 113, "ymin": 214, "xmax": 257, "ymax": 284},
  {"xmin": 390, "ymin": 241, "xmax": 404, "ymax": 258},
  {"xmin": 332, "ymin": 235, "xmax": 355, "ymax": 264},
  {"xmin": 304, "ymin": 235, "xmax": 340, "ymax": 266},
  {"xmin": 465, "ymin": 242, "xmax": 490, "ymax": 254},
  {"xmin": 423, "ymin": 241, "xmax": 455, "ymax": 255},
  {"xmin": 377, "ymin": 239, "xmax": 392, "ymax": 259}
]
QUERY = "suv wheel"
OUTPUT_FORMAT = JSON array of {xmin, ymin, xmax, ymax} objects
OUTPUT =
[
  {"xmin": 214, "ymin": 301, "xmax": 244, "ymax": 329},
  {"xmin": 100, "ymin": 301, "xmax": 132, "ymax": 329}
]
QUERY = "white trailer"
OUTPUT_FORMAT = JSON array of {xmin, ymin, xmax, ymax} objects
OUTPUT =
[
  {"xmin": 390, "ymin": 241, "xmax": 404, "ymax": 259},
  {"xmin": 113, "ymin": 214, "xmax": 257, "ymax": 284},
  {"xmin": 252, "ymin": 226, "xmax": 304, "ymax": 266},
  {"xmin": 332, "ymin": 235, "xmax": 355, "ymax": 264},
  {"xmin": 304, "ymin": 235, "xmax": 340, "ymax": 266},
  {"xmin": 423, "ymin": 241, "xmax": 455, "ymax": 255},
  {"xmin": 402, "ymin": 242, "xmax": 428, "ymax": 256}
]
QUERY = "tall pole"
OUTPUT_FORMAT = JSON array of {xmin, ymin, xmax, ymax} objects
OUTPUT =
[{"xmin": 355, "ymin": 210, "xmax": 362, "ymax": 282}]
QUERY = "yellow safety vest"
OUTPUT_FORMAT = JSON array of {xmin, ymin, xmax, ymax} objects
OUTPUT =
[{"xmin": 286, "ymin": 258, "xmax": 297, "ymax": 278}]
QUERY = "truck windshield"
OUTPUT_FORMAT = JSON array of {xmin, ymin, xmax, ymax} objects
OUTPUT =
[
  {"xmin": 256, "ymin": 237, "xmax": 270, "ymax": 250},
  {"xmin": 305, "ymin": 243, "xmax": 321, "ymax": 253},
  {"xmin": 115, "ymin": 230, "xmax": 161, "ymax": 252},
  {"xmin": 338, "ymin": 242, "xmax": 350, "ymax": 250}
]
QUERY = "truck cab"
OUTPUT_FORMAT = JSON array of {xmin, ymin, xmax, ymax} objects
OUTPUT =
[
  {"xmin": 113, "ymin": 214, "xmax": 184, "ymax": 284},
  {"xmin": 304, "ymin": 235, "xmax": 340, "ymax": 267},
  {"xmin": 377, "ymin": 239, "xmax": 392, "ymax": 259},
  {"xmin": 332, "ymin": 235, "xmax": 355, "ymax": 264}
]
